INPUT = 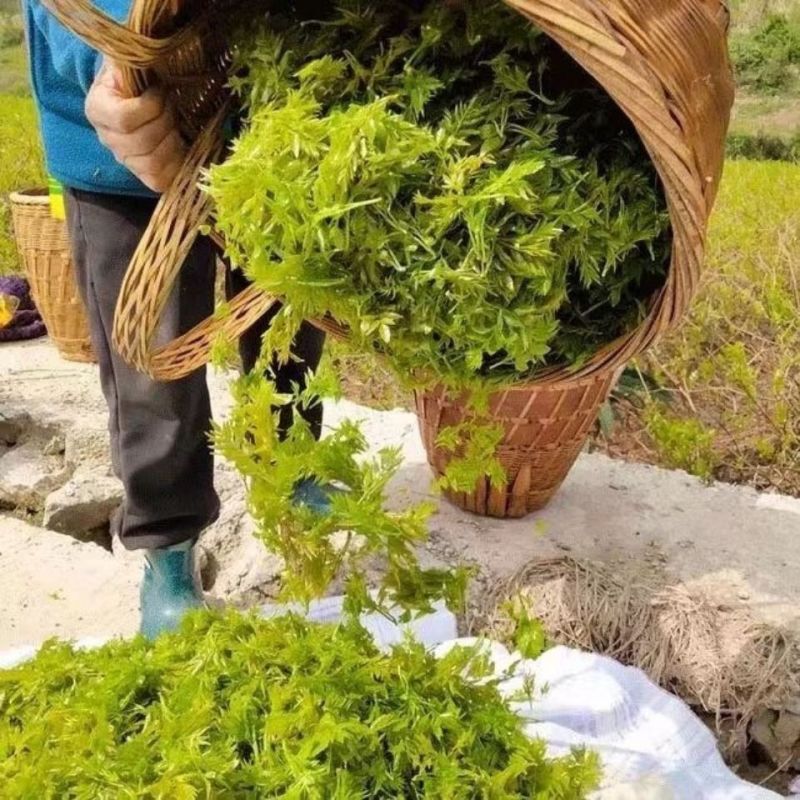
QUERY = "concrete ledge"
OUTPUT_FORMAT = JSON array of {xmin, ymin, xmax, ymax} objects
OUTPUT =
[{"xmin": 2, "ymin": 339, "xmax": 799, "ymax": 641}]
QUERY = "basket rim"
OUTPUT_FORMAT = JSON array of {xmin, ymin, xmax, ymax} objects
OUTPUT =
[
  {"xmin": 75, "ymin": 0, "xmax": 733, "ymax": 383},
  {"xmin": 9, "ymin": 189, "xmax": 50, "ymax": 206},
  {"xmin": 413, "ymin": 364, "xmax": 624, "ymax": 396}
]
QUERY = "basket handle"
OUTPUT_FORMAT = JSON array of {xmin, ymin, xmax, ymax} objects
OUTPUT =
[
  {"xmin": 40, "ymin": 0, "xmax": 199, "ymax": 75},
  {"xmin": 111, "ymin": 102, "xmax": 280, "ymax": 379},
  {"xmin": 41, "ymin": 0, "xmax": 281, "ymax": 380}
]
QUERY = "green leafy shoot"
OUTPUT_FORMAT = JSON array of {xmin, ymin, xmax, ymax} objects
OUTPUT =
[
  {"xmin": 211, "ymin": 0, "xmax": 670, "ymax": 389},
  {"xmin": 508, "ymin": 602, "xmax": 550, "ymax": 661},
  {"xmin": 215, "ymin": 370, "xmax": 470, "ymax": 620},
  {"xmin": 436, "ymin": 420, "xmax": 506, "ymax": 493}
]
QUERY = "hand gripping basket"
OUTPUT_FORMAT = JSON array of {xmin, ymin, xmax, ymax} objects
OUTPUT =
[{"xmin": 42, "ymin": 0, "xmax": 734, "ymax": 518}]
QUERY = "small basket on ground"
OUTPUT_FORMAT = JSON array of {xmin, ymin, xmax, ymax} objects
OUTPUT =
[
  {"xmin": 9, "ymin": 189, "xmax": 95, "ymax": 364},
  {"xmin": 42, "ymin": 0, "xmax": 735, "ymax": 517},
  {"xmin": 416, "ymin": 372, "xmax": 622, "ymax": 518}
]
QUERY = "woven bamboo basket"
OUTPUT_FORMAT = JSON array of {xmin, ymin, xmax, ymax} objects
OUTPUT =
[
  {"xmin": 42, "ymin": 0, "xmax": 734, "ymax": 516},
  {"xmin": 9, "ymin": 189, "xmax": 95, "ymax": 363}
]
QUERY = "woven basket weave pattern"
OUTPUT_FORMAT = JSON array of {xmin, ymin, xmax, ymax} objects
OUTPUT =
[
  {"xmin": 416, "ymin": 371, "xmax": 619, "ymax": 518},
  {"xmin": 40, "ymin": 0, "xmax": 734, "ymax": 516},
  {"xmin": 10, "ymin": 190, "xmax": 95, "ymax": 364}
]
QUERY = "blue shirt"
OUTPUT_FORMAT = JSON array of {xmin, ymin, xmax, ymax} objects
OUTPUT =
[{"xmin": 25, "ymin": 0, "xmax": 153, "ymax": 196}]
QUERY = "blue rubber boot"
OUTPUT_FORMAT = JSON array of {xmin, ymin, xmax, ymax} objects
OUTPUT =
[
  {"xmin": 139, "ymin": 539, "xmax": 204, "ymax": 641},
  {"xmin": 292, "ymin": 478, "xmax": 344, "ymax": 514}
]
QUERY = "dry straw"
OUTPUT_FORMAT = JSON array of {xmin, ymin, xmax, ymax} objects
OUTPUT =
[{"xmin": 475, "ymin": 556, "xmax": 800, "ymax": 755}]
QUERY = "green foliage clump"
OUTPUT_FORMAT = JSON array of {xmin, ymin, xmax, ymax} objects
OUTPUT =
[
  {"xmin": 215, "ymin": 372, "xmax": 470, "ymax": 618},
  {"xmin": 730, "ymin": 13, "xmax": 800, "ymax": 92},
  {"xmin": 0, "ymin": 610, "xmax": 600, "ymax": 799},
  {"xmin": 727, "ymin": 131, "xmax": 800, "ymax": 163},
  {"xmin": 643, "ymin": 405, "xmax": 719, "ymax": 480},
  {"xmin": 211, "ymin": 0, "xmax": 669, "ymax": 387}
]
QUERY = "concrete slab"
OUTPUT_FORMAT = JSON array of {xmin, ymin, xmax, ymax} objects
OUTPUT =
[
  {"xmin": 0, "ymin": 516, "xmax": 140, "ymax": 650},
  {"xmin": 2, "ymin": 338, "xmax": 799, "ymax": 645},
  {"xmin": 338, "ymin": 401, "xmax": 800, "ymax": 634}
]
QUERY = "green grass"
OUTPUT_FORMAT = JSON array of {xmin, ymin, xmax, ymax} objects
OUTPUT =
[
  {"xmin": 729, "ymin": 0, "xmax": 800, "ymax": 30},
  {"xmin": 0, "ymin": 41, "xmax": 31, "ymax": 96},
  {"xmin": 0, "ymin": 93, "xmax": 45, "ymax": 275},
  {"xmin": 602, "ymin": 161, "xmax": 800, "ymax": 494},
  {"xmin": 0, "ymin": 13, "xmax": 44, "ymax": 276},
  {"xmin": 728, "ymin": 1, "xmax": 800, "ymax": 140}
]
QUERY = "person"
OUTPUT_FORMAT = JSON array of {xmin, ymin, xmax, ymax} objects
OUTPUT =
[{"xmin": 24, "ymin": 1, "xmax": 326, "ymax": 638}]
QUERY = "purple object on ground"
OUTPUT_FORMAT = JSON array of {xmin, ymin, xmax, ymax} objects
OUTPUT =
[
  {"xmin": 0, "ymin": 275, "xmax": 34, "ymax": 310},
  {"xmin": 0, "ymin": 274, "xmax": 46, "ymax": 341}
]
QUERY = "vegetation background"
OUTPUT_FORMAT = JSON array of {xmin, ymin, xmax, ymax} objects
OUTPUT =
[
  {"xmin": 0, "ymin": 1, "xmax": 798, "ymax": 497},
  {"xmin": 596, "ymin": 0, "xmax": 800, "ymax": 496}
]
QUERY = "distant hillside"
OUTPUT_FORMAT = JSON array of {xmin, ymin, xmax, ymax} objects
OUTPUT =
[{"xmin": 730, "ymin": 0, "xmax": 800, "ymax": 30}]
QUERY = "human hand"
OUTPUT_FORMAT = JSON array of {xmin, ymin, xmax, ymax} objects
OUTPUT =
[{"xmin": 85, "ymin": 62, "xmax": 186, "ymax": 193}]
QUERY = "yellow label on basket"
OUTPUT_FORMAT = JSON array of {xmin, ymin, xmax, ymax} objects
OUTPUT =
[{"xmin": 48, "ymin": 177, "xmax": 66, "ymax": 221}]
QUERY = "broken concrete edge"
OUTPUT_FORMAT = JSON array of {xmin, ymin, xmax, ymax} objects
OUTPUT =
[
  {"xmin": 0, "ymin": 440, "xmax": 72, "ymax": 512},
  {"xmin": 0, "ymin": 412, "xmax": 118, "ymax": 539},
  {"xmin": 43, "ymin": 469, "xmax": 123, "ymax": 540}
]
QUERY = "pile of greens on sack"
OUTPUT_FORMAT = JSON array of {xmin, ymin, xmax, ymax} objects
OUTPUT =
[{"xmin": 0, "ymin": 611, "xmax": 599, "ymax": 797}]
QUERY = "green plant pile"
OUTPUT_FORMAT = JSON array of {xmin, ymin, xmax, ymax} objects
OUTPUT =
[
  {"xmin": 211, "ymin": 0, "xmax": 670, "ymax": 385},
  {"xmin": 0, "ymin": 610, "xmax": 600, "ymax": 799},
  {"xmin": 208, "ymin": 0, "xmax": 670, "ymax": 609}
]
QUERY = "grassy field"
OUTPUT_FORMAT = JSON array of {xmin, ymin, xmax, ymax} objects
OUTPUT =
[
  {"xmin": 728, "ymin": 0, "xmax": 800, "ymax": 141},
  {"xmin": 0, "ymin": 6, "xmax": 44, "ymax": 276},
  {"xmin": 597, "ymin": 161, "xmax": 800, "ymax": 495},
  {"xmin": 0, "ymin": 2, "xmax": 798, "ymax": 496},
  {"xmin": 0, "ymin": 94, "xmax": 44, "ymax": 272}
]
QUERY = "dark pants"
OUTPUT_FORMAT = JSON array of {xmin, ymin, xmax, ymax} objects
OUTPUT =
[{"xmin": 66, "ymin": 189, "xmax": 325, "ymax": 551}]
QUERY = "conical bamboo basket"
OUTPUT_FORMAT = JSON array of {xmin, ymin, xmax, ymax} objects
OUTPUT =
[
  {"xmin": 42, "ymin": 0, "xmax": 734, "ymax": 516},
  {"xmin": 9, "ymin": 189, "xmax": 95, "ymax": 363}
]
